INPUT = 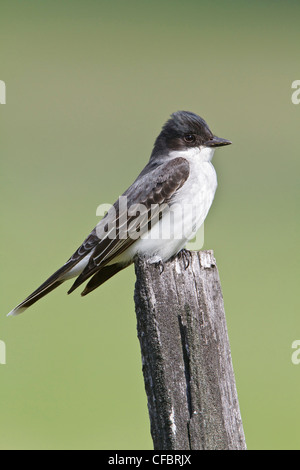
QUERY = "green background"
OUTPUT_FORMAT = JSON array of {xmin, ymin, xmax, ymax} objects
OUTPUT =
[{"xmin": 0, "ymin": 0, "xmax": 299, "ymax": 450}]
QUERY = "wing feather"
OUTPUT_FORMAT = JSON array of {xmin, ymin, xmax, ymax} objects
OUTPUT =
[{"xmin": 68, "ymin": 157, "xmax": 190, "ymax": 294}]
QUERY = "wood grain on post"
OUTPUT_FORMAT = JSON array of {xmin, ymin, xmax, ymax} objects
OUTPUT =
[{"xmin": 134, "ymin": 250, "xmax": 246, "ymax": 450}]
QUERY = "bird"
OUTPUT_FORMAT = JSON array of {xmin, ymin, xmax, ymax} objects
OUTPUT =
[{"xmin": 8, "ymin": 111, "xmax": 231, "ymax": 316}]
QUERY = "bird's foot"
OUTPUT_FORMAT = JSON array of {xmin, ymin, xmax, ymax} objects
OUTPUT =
[
  {"xmin": 155, "ymin": 260, "xmax": 165, "ymax": 275},
  {"xmin": 180, "ymin": 249, "xmax": 191, "ymax": 270}
]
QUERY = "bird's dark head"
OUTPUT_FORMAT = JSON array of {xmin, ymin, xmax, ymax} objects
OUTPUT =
[{"xmin": 151, "ymin": 111, "xmax": 231, "ymax": 158}]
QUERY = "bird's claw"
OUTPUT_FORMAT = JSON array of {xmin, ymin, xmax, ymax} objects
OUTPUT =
[
  {"xmin": 181, "ymin": 249, "xmax": 191, "ymax": 270},
  {"xmin": 155, "ymin": 260, "xmax": 165, "ymax": 274}
]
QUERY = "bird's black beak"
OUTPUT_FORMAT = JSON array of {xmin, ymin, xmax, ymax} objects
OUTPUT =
[{"xmin": 205, "ymin": 136, "xmax": 232, "ymax": 147}]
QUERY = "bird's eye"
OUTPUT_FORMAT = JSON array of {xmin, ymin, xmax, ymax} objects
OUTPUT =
[{"xmin": 184, "ymin": 134, "xmax": 196, "ymax": 143}]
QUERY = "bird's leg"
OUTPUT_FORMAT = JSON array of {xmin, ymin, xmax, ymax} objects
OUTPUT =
[
  {"xmin": 155, "ymin": 260, "xmax": 165, "ymax": 275},
  {"xmin": 180, "ymin": 249, "xmax": 191, "ymax": 270}
]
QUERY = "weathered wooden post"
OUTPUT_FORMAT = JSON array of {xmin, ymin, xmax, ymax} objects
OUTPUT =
[{"xmin": 134, "ymin": 249, "xmax": 246, "ymax": 450}]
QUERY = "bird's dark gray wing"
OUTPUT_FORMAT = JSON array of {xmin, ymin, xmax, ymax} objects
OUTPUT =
[
  {"xmin": 68, "ymin": 157, "xmax": 190, "ymax": 294},
  {"xmin": 8, "ymin": 157, "xmax": 189, "ymax": 314}
]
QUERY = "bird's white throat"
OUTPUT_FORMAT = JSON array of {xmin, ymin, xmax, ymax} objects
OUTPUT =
[{"xmin": 169, "ymin": 145, "xmax": 215, "ymax": 163}]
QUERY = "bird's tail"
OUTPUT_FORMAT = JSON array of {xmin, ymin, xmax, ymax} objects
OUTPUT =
[
  {"xmin": 7, "ymin": 262, "xmax": 75, "ymax": 316},
  {"xmin": 8, "ymin": 280, "xmax": 65, "ymax": 316}
]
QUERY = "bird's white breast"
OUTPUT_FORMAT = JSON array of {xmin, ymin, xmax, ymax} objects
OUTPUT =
[
  {"xmin": 118, "ymin": 146, "xmax": 218, "ymax": 264},
  {"xmin": 168, "ymin": 146, "xmax": 218, "ymax": 244}
]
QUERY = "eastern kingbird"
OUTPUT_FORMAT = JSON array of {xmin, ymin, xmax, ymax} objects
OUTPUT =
[{"xmin": 8, "ymin": 111, "xmax": 231, "ymax": 316}]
